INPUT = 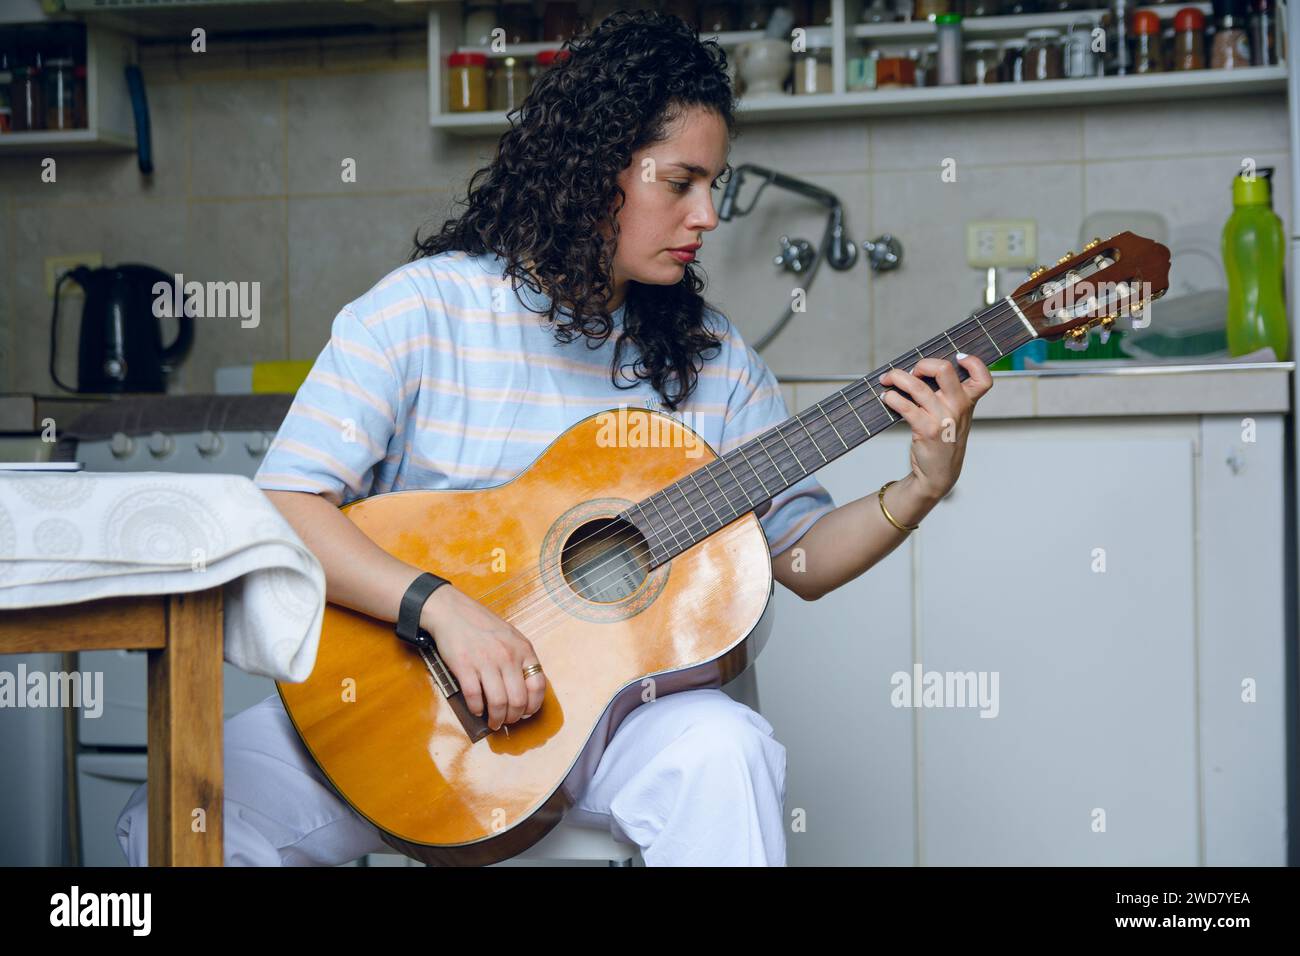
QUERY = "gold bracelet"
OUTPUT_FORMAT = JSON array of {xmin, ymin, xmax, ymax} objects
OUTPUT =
[{"xmin": 878, "ymin": 480, "xmax": 920, "ymax": 533}]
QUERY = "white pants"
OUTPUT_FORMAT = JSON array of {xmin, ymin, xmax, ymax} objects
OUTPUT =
[{"xmin": 115, "ymin": 687, "xmax": 788, "ymax": 867}]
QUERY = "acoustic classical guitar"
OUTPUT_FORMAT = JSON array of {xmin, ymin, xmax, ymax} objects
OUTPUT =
[{"xmin": 277, "ymin": 232, "xmax": 1171, "ymax": 865}]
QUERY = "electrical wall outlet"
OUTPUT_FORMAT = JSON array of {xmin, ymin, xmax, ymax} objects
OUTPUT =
[
  {"xmin": 964, "ymin": 220, "xmax": 1037, "ymax": 269},
  {"xmin": 44, "ymin": 253, "xmax": 101, "ymax": 297}
]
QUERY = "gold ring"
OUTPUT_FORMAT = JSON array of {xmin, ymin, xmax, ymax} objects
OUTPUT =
[{"xmin": 522, "ymin": 663, "xmax": 544, "ymax": 679}]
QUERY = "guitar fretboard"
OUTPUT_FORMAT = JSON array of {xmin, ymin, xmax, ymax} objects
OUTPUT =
[{"xmin": 622, "ymin": 294, "xmax": 1038, "ymax": 567}]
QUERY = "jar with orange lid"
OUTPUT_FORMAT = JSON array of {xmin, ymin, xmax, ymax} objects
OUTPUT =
[
  {"xmin": 1132, "ymin": 10, "xmax": 1165, "ymax": 71},
  {"xmin": 448, "ymin": 52, "xmax": 489, "ymax": 112},
  {"xmin": 1173, "ymin": 6, "xmax": 1206, "ymax": 69}
]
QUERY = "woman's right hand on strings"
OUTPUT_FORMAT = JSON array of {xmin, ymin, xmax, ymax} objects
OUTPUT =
[{"xmin": 420, "ymin": 585, "xmax": 546, "ymax": 731}]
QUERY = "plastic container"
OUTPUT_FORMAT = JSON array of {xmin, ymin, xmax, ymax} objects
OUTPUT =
[
  {"xmin": 1222, "ymin": 169, "xmax": 1288, "ymax": 359},
  {"xmin": 935, "ymin": 13, "xmax": 963, "ymax": 85}
]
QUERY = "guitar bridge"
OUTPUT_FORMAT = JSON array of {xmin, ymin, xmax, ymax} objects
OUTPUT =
[{"xmin": 417, "ymin": 645, "xmax": 492, "ymax": 744}]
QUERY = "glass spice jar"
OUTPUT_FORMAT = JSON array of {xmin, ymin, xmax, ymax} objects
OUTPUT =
[
  {"xmin": 448, "ymin": 52, "xmax": 489, "ymax": 112},
  {"xmin": 490, "ymin": 55, "xmax": 532, "ymax": 111},
  {"xmin": 1132, "ymin": 10, "xmax": 1164, "ymax": 71},
  {"xmin": 1211, "ymin": 0, "xmax": 1252, "ymax": 68},
  {"xmin": 964, "ymin": 40, "xmax": 1001, "ymax": 84},
  {"xmin": 10, "ymin": 66, "xmax": 43, "ymax": 131},
  {"xmin": 876, "ymin": 56, "xmax": 918, "ymax": 88},
  {"xmin": 1000, "ymin": 39, "xmax": 1026, "ymax": 82},
  {"xmin": 794, "ymin": 41, "xmax": 833, "ymax": 94},
  {"xmin": 1249, "ymin": 0, "xmax": 1280, "ymax": 66},
  {"xmin": 1173, "ymin": 6, "xmax": 1206, "ymax": 69},
  {"xmin": 1023, "ymin": 28, "xmax": 1063, "ymax": 80},
  {"xmin": 43, "ymin": 57, "xmax": 76, "ymax": 131}
]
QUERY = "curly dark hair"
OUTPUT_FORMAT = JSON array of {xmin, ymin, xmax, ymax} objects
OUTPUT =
[{"xmin": 410, "ymin": 10, "xmax": 738, "ymax": 411}]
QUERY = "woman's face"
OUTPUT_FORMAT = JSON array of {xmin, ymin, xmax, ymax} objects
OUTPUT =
[{"xmin": 603, "ymin": 106, "xmax": 730, "ymax": 310}]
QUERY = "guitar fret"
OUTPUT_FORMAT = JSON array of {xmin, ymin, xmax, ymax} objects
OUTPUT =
[
  {"xmin": 974, "ymin": 314, "xmax": 999, "ymax": 353},
  {"xmin": 840, "ymin": 388, "xmax": 872, "ymax": 437},
  {"xmin": 814, "ymin": 400, "xmax": 848, "ymax": 450},
  {"xmin": 669, "ymin": 482, "xmax": 707, "ymax": 542},
  {"xmin": 644, "ymin": 495, "xmax": 684, "ymax": 553},
  {"xmin": 687, "ymin": 470, "xmax": 727, "ymax": 529},
  {"xmin": 794, "ymin": 412, "xmax": 829, "ymax": 463}
]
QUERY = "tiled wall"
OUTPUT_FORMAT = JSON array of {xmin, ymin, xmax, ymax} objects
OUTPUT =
[{"xmin": 0, "ymin": 30, "xmax": 1289, "ymax": 395}]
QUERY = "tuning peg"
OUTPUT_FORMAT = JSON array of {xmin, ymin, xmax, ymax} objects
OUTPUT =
[
  {"xmin": 1056, "ymin": 251, "xmax": 1076, "ymax": 264},
  {"xmin": 1029, "ymin": 265, "xmax": 1048, "ymax": 279},
  {"xmin": 1083, "ymin": 237, "xmax": 1102, "ymax": 251}
]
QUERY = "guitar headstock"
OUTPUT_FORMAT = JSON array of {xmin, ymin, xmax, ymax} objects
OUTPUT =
[{"xmin": 1010, "ymin": 231, "xmax": 1172, "ymax": 345}]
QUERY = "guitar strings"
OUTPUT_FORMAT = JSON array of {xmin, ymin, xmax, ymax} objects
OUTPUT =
[
  {"xmin": 466, "ymin": 296, "xmax": 1037, "ymax": 636},
  {"xmin": 455, "ymin": 293, "xmax": 1042, "ymax": 638}
]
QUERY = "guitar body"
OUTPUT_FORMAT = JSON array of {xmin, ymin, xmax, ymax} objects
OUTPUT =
[{"xmin": 276, "ymin": 408, "xmax": 775, "ymax": 866}]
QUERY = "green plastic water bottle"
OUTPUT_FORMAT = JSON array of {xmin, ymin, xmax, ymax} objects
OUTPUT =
[{"xmin": 1222, "ymin": 169, "xmax": 1288, "ymax": 360}]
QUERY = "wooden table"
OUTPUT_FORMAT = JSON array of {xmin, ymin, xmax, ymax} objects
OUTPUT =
[{"xmin": 0, "ymin": 588, "xmax": 224, "ymax": 866}]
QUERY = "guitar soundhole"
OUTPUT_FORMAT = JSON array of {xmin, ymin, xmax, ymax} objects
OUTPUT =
[{"xmin": 560, "ymin": 517, "xmax": 650, "ymax": 604}]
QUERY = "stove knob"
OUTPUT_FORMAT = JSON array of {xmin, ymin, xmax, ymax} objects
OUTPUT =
[
  {"xmin": 197, "ymin": 430, "xmax": 224, "ymax": 458},
  {"xmin": 147, "ymin": 431, "xmax": 174, "ymax": 458},
  {"xmin": 109, "ymin": 432, "xmax": 135, "ymax": 459},
  {"xmin": 245, "ymin": 432, "xmax": 271, "ymax": 456}
]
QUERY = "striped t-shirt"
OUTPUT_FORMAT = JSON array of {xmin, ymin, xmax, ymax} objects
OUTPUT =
[{"xmin": 253, "ymin": 250, "xmax": 836, "ymax": 560}]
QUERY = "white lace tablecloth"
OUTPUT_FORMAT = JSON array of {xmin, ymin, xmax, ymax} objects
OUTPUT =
[{"xmin": 0, "ymin": 471, "xmax": 325, "ymax": 682}]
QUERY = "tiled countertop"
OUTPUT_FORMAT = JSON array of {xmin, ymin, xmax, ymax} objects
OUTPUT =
[{"xmin": 779, "ymin": 361, "xmax": 1295, "ymax": 418}]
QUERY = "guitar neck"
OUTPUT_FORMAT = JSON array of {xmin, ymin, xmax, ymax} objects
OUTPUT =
[{"xmin": 625, "ymin": 295, "xmax": 1038, "ymax": 567}]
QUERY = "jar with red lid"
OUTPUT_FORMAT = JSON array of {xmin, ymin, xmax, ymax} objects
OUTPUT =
[
  {"xmin": 535, "ymin": 48, "xmax": 571, "ymax": 70},
  {"xmin": 1173, "ymin": 7, "xmax": 1206, "ymax": 69},
  {"xmin": 1132, "ymin": 10, "xmax": 1165, "ymax": 72},
  {"xmin": 448, "ymin": 52, "xmax": 489, "ymax": 112}
]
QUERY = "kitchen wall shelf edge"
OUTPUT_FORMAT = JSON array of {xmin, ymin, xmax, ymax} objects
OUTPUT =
[
  {"xmin": 428, "ymin": 2, "xmax": 1284, "ymax": 134},
  {"xmin": 430, "ymin": 61, "xmax": 1286, "ymax": 134},
  {"xmin": 0, "ymin": 25, "xmax": 136, "ymax": 154}
]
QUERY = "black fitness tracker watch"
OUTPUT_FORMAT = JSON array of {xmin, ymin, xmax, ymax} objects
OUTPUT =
[{"xmin": 395, "ymin": 571, "xmax": 452, "ymax": 651}]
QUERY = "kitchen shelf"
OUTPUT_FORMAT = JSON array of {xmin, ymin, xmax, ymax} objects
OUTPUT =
[
  {"xmin": 0, "ymin": 25, "xmax": 136, "ymax": 155},
  {"xmin": 428, "ymin": 0, "xmax": 1284, "ymax": 134},
  {"xmin": 432, "ymin": 63, "xmax": 1285, "ymax": 132}
]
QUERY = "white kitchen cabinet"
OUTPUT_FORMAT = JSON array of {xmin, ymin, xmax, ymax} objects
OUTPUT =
[{"xmin": 761, "ymin": 380, "xmax": 1288, "ymax": 866}]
